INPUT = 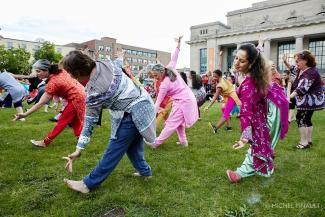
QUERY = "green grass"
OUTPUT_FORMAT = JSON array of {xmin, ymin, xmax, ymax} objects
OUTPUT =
[{"xmin": 0, "ymin": 103, "xmax": 324, "ymax": 217}]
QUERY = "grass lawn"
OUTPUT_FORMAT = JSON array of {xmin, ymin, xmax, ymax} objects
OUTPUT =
[{"xmin": 0, "ymin": 103, "xmax": 324, "ymax": 217}]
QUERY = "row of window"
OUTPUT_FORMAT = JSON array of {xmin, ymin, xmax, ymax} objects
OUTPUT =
[
  {"xmin": 199, "ymin": 39, "xmax": 325, "ymax": 73},
  {"xmin": 123, "ymin": 49, "xmax": 157, "ymax": 58},
  {"xmin": 98, "ymin": 46, "xmax": 112, "ymax": 52},
  {"xmin": 126, "ymin": 57, "xmax": 156, "ymax": 64},
  {"xmin": 5, "ymin": 42, "xmax": 63, "ymax": 53},
  {"xmin": 200, "ymin": 29, "xmax": 208, "ymax": 35},
  {"xmin": 96, "ymin": 46, "xmax": 157, "ymax": 58}
]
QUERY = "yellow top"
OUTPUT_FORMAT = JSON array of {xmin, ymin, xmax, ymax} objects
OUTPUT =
[{"xmin": 216, "ymin": 78, "xmax": 241, "ymax": 106}]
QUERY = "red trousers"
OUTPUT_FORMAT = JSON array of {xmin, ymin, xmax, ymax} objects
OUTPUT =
[{"xmin": 44, "ymin": 103, "xmax": 83, "ymax": 145}]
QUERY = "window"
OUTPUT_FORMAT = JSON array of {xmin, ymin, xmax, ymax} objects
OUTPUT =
[
  {"xmin": 200, "ymin": 48, "xmax": 207, "ymax": 73},
  {"xmin": 127, "ymin": 49, "xmax": 132, "ymax": 54},
  {"xmin": 7, "ymin": 41, "xmax": 13, "ymax": 49},
  {"xmin": 132, "ymin": 50, "xmax": 137, "ymax": 55},
  {"xmin": 137, "ymin": 51, "xmax": 143, "ymax": 56},
  {"xmin": 33, "ymin": 44, "xmax": 40, "ymax": 51},
  {"xmin": 277, "ymin": 42, "xmax": 295, "ymax": 71},
  {"xmin": 138, "ymin": 59, "xmax": 143, "ymax": 63},
  {"xmin": 105, "ymin": 46, "xmax": 111, "ymax": 52},
  {"xmin": 20, "ymin": 43, "xmax": 27, "ymax": 49},
  {"xmin": 309, "ymin": 39, "xmax": 325, "ymax": 73},
  {"xmin": 132, "ymin": 58, "xmax": 138, "ymax": 63},
  {"xmin": 200, "ymin": 29, "xmax": 208, "ymax": 35},
  {"xmin": 143, "ymin": 59, "xmax": 148, "ymax": 64},
  {"xmin": 98, "ymin": 46, "xmax": 104, "ymax": 51},
  {"xmin": 127, "ymin": 57, "xmax": 132, "ymax": 63},
  {"xmin": 143, "ymin": 52, "xmax": 148, "ymax": 57},
  {"xmin": 227, "ymin": 47, "xmax": 236, "ymax": 70}
]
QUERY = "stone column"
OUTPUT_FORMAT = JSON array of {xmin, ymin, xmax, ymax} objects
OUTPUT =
[
  {"xmin": 263, "ymin": 39, "xmax": 271, "ymax": 59},
  {"xmin": 215, "ymin": 45, "xmax": 221, "ymax": 69},
  {"xmin": 207, "ymin": 38, "xmax": 217, "ymax": 72},
  {"xmin": 295, "ymin": 35, "xmax": 304, "ymax": 52}
]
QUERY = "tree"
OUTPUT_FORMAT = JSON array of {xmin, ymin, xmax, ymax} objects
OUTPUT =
[
  {"xmin": 0, "ymin": 45, "xmax": 31, "ymax": 74},
  {"xmin": 33, "ymin": 41, "xmax": 63, "ymax": 63}
]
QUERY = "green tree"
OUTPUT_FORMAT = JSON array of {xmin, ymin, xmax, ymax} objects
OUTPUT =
[
  {"xmin": 0, "ymin": 45, "xmax": 31, "ymax": 74},
  {"xmin": 33, "ymin": 41, "xmax": 63, "ymax": 63}
]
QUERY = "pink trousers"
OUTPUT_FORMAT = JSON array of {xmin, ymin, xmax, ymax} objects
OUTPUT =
[
  {"xmin": 221, "ymin": 96, "xmax": 236, "ymax": 120},
  {"xmin": 155, "ymin": 108, "xmax": 187, "ymax": 146}
]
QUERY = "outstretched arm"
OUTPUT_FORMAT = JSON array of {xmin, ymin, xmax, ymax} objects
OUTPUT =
[
  {"xmin": 204, "ymin": 87, "xmax": 221, "ymax": 111},
  {"xmin": 166, "ymin": 36, "xmax": 183, "ymax": 69},
  {"xmin": 14, "ymin": 92, "xmax": 52, "ymax": 120}
]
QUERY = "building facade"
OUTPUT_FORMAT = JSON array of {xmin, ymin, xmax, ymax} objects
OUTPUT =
[
  {"xmin": 67, "ymin": 36, "xmax": 171, "ymax": 75},
  {"xmin": 0, "ymin": 36, "xmax": 75, "ymax": 62},
  {"xmin": 187, "ymin": 0, "xmax": 325, "ymax": 74}
]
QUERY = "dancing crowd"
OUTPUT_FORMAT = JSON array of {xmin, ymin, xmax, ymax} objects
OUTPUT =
[{"xmin": 1, "ymin": 36, "xmax": 324, "ymax": 193}]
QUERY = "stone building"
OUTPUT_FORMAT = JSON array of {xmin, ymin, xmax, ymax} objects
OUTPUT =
[{"xmin": 187, "ymin": 0, "xmax": 325, "ymax": 74}]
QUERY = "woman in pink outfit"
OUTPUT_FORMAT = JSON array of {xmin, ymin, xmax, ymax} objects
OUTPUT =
[{"xmin": 149, "ymin": 39, "xmax": 198, "ymax": 148}]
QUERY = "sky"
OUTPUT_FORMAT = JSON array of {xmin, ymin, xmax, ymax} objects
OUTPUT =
[{"xmin": 1, "ymin": 0, "xmax": 262, "ymax": 68}]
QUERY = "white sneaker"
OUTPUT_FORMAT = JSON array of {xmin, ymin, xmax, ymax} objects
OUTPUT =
[
  {"xmin": 19, "ymin": 118, "xmax": 26, "ymax": 121},
  {"xmin": 30, "ymin": 139, "xmax": 46, "ymax": 148},
  {"xmin": 144, "ymin": 140, "xmax": 158, "ymax": 149},
  {"xmin": 64, "ymin": 179, "xmax": 90, "ymax": 194},
  {"xmin": 133, "ymin": 172, "xmax": 152, "ymax": 178},
  {"xmin": 176, "ymin": 141, "xmax": 188, "ymax": 147}
]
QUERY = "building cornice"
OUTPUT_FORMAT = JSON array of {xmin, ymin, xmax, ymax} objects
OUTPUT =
[
  {"xmin": 227, "ymin": 0, "xmax": 307, "ymax": 16},
  {"xmin": 190, "ymin": 21, "xmax": 230, "ymax": 29},
  {"xmin": 187, "ymin": 16, "xmax": 325, "ymax": 44}
]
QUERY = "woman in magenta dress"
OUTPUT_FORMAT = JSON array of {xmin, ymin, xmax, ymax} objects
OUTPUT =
[{"xmin": 226, "ymin": 43, "xmax": 289, "ymax": 183}]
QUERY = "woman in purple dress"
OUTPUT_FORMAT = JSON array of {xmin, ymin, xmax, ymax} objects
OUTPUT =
[
  {"xmin": 289, "ymin": 50, "xmax": 324, "ymax": 149},
  {"xmin": 226, "ymin": 43, "xmax": 289, "ymax": 183}
]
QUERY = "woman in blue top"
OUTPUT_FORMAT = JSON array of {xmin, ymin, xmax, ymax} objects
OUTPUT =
[{"xmin": 0, "ymin": 70, "xmax": 27, "ymax": 120}]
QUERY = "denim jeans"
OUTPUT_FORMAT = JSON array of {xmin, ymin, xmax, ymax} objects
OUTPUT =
[{"xmin": 83, "ymin": 113, "xmax": 152, "ymax": 189}]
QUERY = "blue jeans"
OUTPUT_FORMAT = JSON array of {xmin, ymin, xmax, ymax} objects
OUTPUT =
[{"xmin": 83, "ymin": 113, "xmax": 152, "ymax": 189}]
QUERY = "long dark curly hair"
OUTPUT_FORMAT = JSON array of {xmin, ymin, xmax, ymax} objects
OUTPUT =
[{"xmin": 238, "ymin": 43, "xmax": 270, "ymax": 95}]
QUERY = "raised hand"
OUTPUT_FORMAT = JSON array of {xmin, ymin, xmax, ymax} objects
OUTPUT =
[{"xmin": 282, "ymin": 53, "xmax": 288, "ymax": 63}]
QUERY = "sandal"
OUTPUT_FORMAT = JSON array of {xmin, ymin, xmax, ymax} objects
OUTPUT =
[{"xmin": 296, "ymin": 143, "xmax": 310, "ymax": 149}]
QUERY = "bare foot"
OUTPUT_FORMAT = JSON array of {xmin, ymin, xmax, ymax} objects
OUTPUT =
[
  {"xmin": 64, "ymin": 179, "xmax": 90, "ymax": 194},
  {"xmin": 30, "ymin": 140, "xmax": 46, "ymax": 148}
]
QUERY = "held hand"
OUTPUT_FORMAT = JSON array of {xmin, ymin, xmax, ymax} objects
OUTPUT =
[
  {"xmin": 219, "ymin": 50, "xmax": 223, "ymax": 56},
  {"xmin": 232, "ymin": 140, "xmax": 247, "ymax": 150}
]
